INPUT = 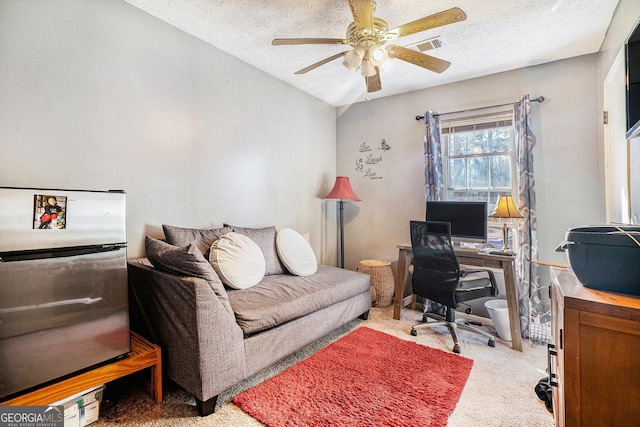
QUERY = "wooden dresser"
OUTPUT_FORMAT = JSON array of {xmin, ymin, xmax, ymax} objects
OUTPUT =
[{"xmin": 550, "ymin": 268, "xmax": 640, "ymax": 427}]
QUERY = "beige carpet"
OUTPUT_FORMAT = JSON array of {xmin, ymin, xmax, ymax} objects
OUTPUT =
[{"xmin": 95, "ymin": 306, "xmax": 554, "ymax": 426}]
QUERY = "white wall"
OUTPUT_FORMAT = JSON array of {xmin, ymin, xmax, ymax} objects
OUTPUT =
[
  {"xmin": 336, "ymin": 54, "xmax": 604, "ymax": 271},
  {"xmin": 598, "ymin": 0, "xmax": 640, "ymax": 224},
  {"xmin": 599, "ymin": 0, "xmax": 640, "ymax": 78},
  {"xmin": 0, "ymin": 0, "xmax": 337, "ymax": 261}
]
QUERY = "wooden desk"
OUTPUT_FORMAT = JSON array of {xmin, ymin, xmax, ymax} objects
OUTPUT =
[
  {"xmin": 393, "ymin": 244, "xmax": 523, "ymax": 352},
  {"xmin": 1, "ymin": 331, "xmax": 162, "ymax": 406}
]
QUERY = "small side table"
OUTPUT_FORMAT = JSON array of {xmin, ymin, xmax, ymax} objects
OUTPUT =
[{"xmin": 359, "ymin": 259, "xmax": 395, "ymax": 307}]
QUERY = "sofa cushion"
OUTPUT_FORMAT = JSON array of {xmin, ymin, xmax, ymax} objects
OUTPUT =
[
  {"xmin": 163, "ymin": 224, "xmax": 232, "ymax": 258},
  {"xmin": 227, "ymin": 265, "xmax": 371, "ymax": 335},
  {"xmin": 144, "ymin": 236, "xmax": 233, "ymax": 314},
  {"xmin": 224, "ymin": 224, "xmax": 286, "ymax": 275},
  {"xmin": 276, "ymin": 228, "xmax": 317, "ymax": 276},
  {"xmin": 209, "ymin": 232, "xmax": 266, "ymax": 290}
]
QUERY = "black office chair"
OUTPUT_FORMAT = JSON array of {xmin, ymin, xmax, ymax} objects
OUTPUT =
[{"xmin": 409, "ymin": 220, "xmax": 498, "ymax": 353}]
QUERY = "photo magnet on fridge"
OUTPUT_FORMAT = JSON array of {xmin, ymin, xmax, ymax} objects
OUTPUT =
[{"xmin": 33, "ymin": 194, "xmax": 67, "ymax": 229}]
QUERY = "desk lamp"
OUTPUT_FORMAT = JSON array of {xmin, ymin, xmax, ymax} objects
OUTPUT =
[
  {"xmin": 325, "ymin": 176, "xmax": 361, "ymax": 268},
  {"xmin": 488, "ymin": 195, "xmax": 524, "ymax": 254}
]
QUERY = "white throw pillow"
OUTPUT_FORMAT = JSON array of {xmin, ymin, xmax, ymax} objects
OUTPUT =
[
  {"xmin": 276, "ymin": 228, "xmax": 318, "ymax": 276},
  {"xmin": 209, "ymin": 232, "xmax": 266, "ymax": 289}
]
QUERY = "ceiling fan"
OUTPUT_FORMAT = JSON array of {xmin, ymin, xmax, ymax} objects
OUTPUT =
[{"xmin": 272, "ymin": 0, "xmax": 467, "ymax": 93}]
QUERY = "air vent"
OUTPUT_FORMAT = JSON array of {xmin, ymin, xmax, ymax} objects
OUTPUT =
[{"xmin": 413, "ymin": 37, "xmax": 444, "ymax": 52}]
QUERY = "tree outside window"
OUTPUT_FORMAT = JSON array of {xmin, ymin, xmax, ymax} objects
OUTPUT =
[{"xmin": 441, "ymin": 112, "xmax": 516, "ymax": 248}]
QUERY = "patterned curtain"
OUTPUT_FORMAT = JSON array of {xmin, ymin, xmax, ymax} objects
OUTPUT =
[
  {"xmin": 514, "ymin": 95, "xmax": 540, "ymax": 338},
  {"xmin": 424, "ymin": 111, "xmax": 445, "ymax": 201},
  {"xmin": 422, "ymin": 111, "xmax": 446, "ymax": 315}
]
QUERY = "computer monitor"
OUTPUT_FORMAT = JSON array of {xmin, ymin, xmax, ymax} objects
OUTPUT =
[{"xmin": 425, "ymin": 200, "xmax": 488, "ymax": 244}]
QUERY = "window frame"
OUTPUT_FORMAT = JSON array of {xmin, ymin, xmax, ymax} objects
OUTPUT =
[{"xmin": 439, "ymin": 109, "xmax": 518, "ymax": 247}]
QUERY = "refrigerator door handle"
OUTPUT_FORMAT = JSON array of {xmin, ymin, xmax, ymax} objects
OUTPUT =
[{"xmin": 0, "ymin": 243, "xmax": 126, "ymax": 263}]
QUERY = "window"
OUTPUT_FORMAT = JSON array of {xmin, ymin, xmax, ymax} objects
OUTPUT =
[{"xmin": 440, "ymin": 109, "xmax": 517, "ymax": 247}]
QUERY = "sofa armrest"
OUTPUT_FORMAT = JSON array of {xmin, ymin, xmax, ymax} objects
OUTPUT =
[{"xmin": 127, "ymin": 259, "xmax": 246, "ymax": 402}]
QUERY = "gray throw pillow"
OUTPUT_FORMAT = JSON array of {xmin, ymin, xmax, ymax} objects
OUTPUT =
[
  {"xmin": 162, "ymin": 224, "xmax": 232, "ymax": 258},
  {"xmin": 145, "ymin": 236, "xmax": 233, "ymax": 314},
  {"xmin": 224, "ymin": 224, "xmax": 286, "ymax": 275}
]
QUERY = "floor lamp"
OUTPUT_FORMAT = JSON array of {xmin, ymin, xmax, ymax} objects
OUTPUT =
[{"xmin": 325, "ymin": 176, "xmax": 361, "ymax": 268}]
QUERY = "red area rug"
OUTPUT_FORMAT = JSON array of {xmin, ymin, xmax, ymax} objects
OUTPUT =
[{"xmin": 233, "ymin": 326, "xmax": 473, "ymax": 427}]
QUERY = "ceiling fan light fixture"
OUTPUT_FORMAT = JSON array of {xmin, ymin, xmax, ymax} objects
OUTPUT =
[
  {"xmin": 361, "ymin": 59, "xmax": 376, "ymax": 77},
  {"xmin": 343, "ymin": 61, "xmax": 358, "ymax": 73},
  {"xmin": 379, "ymin": 56, "xmax": 395, "ymax": 72},
  {"xmin": 344, "ymin": 48, "xmax": 364, "ymax": 70},
  {"xmin": 343, "ymin": 46, "xmax": 365, "ymax": 72},
  {"xmin": 369, "ymin": 44, "xmax": 388, "ymax": 66}
]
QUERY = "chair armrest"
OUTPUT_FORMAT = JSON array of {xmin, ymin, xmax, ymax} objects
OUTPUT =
[
  {"xmin": 127, "ymin": 259, "xmax": 246, "ymax": 402},
  {"xmin": 460, "ymin": 267, "xmax": 499, "ymax": 296}
]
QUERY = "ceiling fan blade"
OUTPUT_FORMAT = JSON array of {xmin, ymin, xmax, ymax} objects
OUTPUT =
[
  {"xmin": 365, "ymin": 68, "xmax": 382, "ymax": 92},
  {"xmin": 388, "ymin": 7, "xmax": 467, "ymax": 38},
  {"xmin": 348, "ymin": 0, "xmax": 373, "ymax": 30},
  {"xmin": 386, "ymin": 44, "xmax": 450, "ymax": 73},
  {"xmin": 272, "ymin": 38, "xmax": 347, "ymax": 46},
  {"xmin": 295, "ymin": 52, "xmax": 348, "ymax": 74}
]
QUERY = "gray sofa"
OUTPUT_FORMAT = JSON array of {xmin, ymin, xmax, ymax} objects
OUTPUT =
[{"xmin": 127, "ymin": 224, "xmax": 371, "ymax": 416}]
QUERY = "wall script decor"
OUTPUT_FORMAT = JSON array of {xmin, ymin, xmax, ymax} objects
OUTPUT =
[{"xmin": 356, "ymin": 138, "xmax": 390, "ymax": 180}]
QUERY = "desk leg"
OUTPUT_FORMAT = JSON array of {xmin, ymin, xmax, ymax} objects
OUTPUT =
[
  {"xmin": 393, "ymin": 249, "xmax": 409, "ymax": 320},
  {"xmin": 502, "ymin": 260, "xmax": 523, "ymax": 352}
]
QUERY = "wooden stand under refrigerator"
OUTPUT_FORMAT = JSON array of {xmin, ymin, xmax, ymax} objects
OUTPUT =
[
  {"xmin": 550, "ymin": 268, "xmax": 640, "ymax": 427},
  {"xmin": 0, "ymin": 332, "xmax": 162, "ymax": 406}
]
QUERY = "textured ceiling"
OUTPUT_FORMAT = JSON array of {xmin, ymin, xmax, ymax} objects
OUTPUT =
[{"xmin": 123, "ymin": 0, "xmax": 619, "ymax": 106}]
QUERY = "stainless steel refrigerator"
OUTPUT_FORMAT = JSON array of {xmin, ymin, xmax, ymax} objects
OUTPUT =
[{"xmin": 0, "ymin": 187, "xmax": 130, "ymax": 400}]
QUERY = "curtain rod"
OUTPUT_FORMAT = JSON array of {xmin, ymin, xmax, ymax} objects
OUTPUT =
[{"xmin": 415, "ymin": 96, "xmax": 545, "ymax": 122}]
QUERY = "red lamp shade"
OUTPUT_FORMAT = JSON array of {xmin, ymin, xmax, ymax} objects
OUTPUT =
[{"xmin": 325, "ymin": 176, "xmax": 361, "ymax": 201}]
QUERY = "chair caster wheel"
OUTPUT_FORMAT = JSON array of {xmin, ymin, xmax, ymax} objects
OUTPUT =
[
  {"xmin": 488, "ymin": 339, "xmax": 496, "ymax": 347},
  {"xmin": 453, "ymin": 345, "xmax": 461, "ymax": 354},
  {"xmin": 535, "ymin": 378, "xmax": 551, "ymax": 401},
  {"xmin": 410, "ymin": 329, "xmax": 417, "ymax": 336}
]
